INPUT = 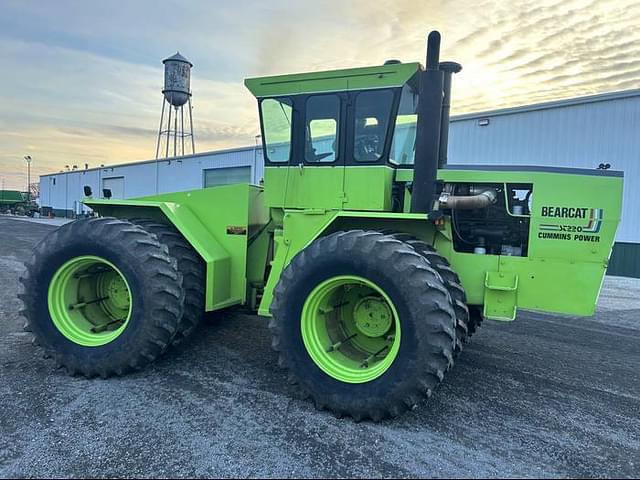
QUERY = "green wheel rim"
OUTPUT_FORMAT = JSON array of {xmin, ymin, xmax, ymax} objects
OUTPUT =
[
  {"xmin": 47, "ymin": 255, "xmax": 132, "ymax": 347},
  {"xmin": 301, "ymin": 275, "xmax": 401, "ymax": 383}
]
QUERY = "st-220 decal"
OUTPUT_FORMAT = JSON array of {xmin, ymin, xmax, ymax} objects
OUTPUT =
[{"xmin": 537, "ymin": 206, "xmax": 603, "ymax": 242}]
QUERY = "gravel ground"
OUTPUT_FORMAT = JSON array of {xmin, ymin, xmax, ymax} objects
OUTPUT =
[{"xmin": 1, "ymin": 217, "xmax": 638, "ymax": 478}]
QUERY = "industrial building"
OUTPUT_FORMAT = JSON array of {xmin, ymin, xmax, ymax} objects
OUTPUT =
[
  {"xmin": 39, "ymin": 88, "xmax": 640, "ymax": 277},
  {"xmin": 39, "ymin": 145, "xmax": 263, "ymax": 216}
]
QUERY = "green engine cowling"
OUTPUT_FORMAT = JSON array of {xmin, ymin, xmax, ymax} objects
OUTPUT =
[{"xmin": 434, "ymin": 166, "xmax": 623, "ymax": 319}]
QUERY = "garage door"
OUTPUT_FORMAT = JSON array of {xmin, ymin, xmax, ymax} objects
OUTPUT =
[
  {"xmin": 102, "ymin": 177, "xmax": 125, "ymax": 199},
  {"xmin": 203, "ymin": 166, "xmax": 251, "ymax": 188}
]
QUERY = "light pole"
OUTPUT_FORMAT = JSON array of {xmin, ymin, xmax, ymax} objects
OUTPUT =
[{"xmin": 24, "ymin": 155, "xmax": 32, "ymax": 202}]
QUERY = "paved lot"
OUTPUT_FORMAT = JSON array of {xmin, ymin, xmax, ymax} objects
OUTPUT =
[
  {"xmin": 0, "ymin": 214, "xmax": 72, "ymax": 227},
  {"xmin": 1, "ymin": 217, "xmax": 638, "ymax": 478}
]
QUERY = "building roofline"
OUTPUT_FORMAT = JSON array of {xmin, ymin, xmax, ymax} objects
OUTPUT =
[
  {"xmin": 451, "ymin": 88, "xmax": 640, "ymax": 122},
  {"xmin": 40, "ymin": 86, "xmax": 640, "ymax": 179},
  {"xmin": 39, "ymin": 145, "xmax": 260, "ymax": 179}
]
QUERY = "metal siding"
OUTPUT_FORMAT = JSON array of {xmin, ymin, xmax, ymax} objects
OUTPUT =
[
  {"xmin": 449, "ymin": 94, "xmax": 640, "ymax": 244},
  {"xmin": 39, "ymin": 147, "xmax": 263, "ymax": 216}
]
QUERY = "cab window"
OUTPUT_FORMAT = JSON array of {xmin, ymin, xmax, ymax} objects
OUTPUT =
[
  {"xmin": 305, "ymin": 95, "xmax": 340, "ymax": 163},
  {"xmin": 390, "ymin": 84, "xmax": 418, "ymax": 165},
  {"xmin": 353, "ymin": 90, "xmax": 394, "ymax": 162},
  {"xmin": 261, "ymin": 97, "xmax": 293, "ymax": 163}
]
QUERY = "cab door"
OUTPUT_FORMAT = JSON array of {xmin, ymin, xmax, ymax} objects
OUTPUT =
[
  {"xmin": 261, "ymin": 96, "xmax": 295, "ymax": 208},
  {"xmin": 341, "ymin": 88, "xmax": 397, "ymax": 211},
  {"xmin": 283, "ymin": 92, "xmax": 346, "ymax": 210}
]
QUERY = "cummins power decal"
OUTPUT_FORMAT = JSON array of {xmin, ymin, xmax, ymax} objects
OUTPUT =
[{"xmin": 538, "ymin": 207, "xmax": 603, "ymax": 242}]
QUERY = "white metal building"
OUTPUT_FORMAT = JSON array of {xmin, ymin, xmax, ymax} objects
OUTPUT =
[
  {"xmin": 39, "ymin": 146, "xmax": 263, "ymax": 216},
  {"xmin": 39, "ymin": 88, "xmax": 640, "ymax": 276}
]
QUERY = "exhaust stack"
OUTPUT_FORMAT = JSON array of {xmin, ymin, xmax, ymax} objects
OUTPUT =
[
  {"xmin": 410, "ymin": 31, "xmax": 444, "ymax": 214},
  {"xmin": 438, "ymin": 61, "xmax": 462, "ymax": 168},
  {"xmin": 410, "ymin": 32, "xmax": 462, "ymax": 214}
]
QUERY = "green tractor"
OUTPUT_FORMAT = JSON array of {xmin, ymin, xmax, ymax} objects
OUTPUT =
[{"xmin": 21, "ymin": 32, "xmax": 623, "ymax": 420}]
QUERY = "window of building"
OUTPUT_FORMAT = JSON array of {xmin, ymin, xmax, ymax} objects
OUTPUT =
[
  {"xmin": 305, "ymin": 95, "xmax": 340, "ymax": 163},
  {"xmin": 102, "ymin": 176, "xmax": 125, "ymax": 199},
  {"xmin": 260, "ymin": 98, "xmax": 293, "ymax": 163},
  {"xmin": 390, "ymin": 84, "xmax": 418, "ymax": 165},
  {"xmin": 203, "ymin": 166, "xmax": 252, "ymax": 188},
  {"xmin": 353, "ymin": 90, "xmax": 394, "ymax": 162}
]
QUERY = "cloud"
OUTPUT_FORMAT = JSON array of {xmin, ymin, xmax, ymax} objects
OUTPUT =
[{"xmin": 0, "ymin": 0, "xmax": 639, "ymax": 188}]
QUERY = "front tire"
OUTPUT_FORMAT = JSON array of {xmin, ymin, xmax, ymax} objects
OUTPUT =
[
  {"xmin": 19, "ymin": 217, "xmax": 183, "ymax": 377},
  {"xmin": 270, "ymin": 231, "xmax": 456, "ymax": 421}
]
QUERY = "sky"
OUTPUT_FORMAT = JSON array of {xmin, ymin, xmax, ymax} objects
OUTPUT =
[{"xmin": 1, "ymin": 0, "xmax": 639, "ymax": 190}]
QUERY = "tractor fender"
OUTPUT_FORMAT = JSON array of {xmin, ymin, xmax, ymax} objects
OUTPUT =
[{"xmin": 85, "ymin": 198, "xmax": 236, "ymax": 311}]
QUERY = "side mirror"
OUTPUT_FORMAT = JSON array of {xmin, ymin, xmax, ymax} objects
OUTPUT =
[
  {"xmin": 103, "ymin": 188, "xmax": 112, "ymax": 199},
  {"xmin": 83, "ymin": 185, "xmax": 92, "ymax": 197}
]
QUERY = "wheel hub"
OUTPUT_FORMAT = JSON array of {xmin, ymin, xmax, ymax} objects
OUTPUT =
[
  {"xmin": 353, "ymin": 296, "xmax": 392, "ymax": 337},
  {"xmin": 48, "ymin": 256, "xmax": 132, "ymax": 347},
  {"xmin": 103, "ymin": 273, "xmax": 130, "ymax": 310},
  {"xmin": 301, "ymin": 275, "xmax": 401, "ymax": 384}
]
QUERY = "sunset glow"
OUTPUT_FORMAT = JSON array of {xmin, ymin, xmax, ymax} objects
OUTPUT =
[{"xmin": 1, "ymin": 0, "xmax": 638, "ymax": 189}]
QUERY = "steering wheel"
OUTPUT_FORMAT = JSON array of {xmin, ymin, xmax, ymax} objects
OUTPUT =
[{"xmin": 355, "ymin": 134, "xmax": 381, "ymax": 161}]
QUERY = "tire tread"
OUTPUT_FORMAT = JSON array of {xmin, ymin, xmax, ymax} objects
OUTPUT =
[{"xmin": 269, "ymin": 230, "xmax": 456, "ymax": 421}]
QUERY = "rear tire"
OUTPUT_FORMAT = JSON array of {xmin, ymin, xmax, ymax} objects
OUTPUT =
[
  {"xmin": 270, "ymin": 231, "xmax": 456, "ymax": 421},
  {"xmin": 129, "ymin": 218, "xmax": 205, "ymax": 346},
  {"xmin": 19, "ymin": 217, "xmax": 183, "ymax": 377}
]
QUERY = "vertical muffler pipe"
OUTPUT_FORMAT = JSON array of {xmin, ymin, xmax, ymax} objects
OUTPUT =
[
  {"xmin": 410, "ymin": 31, "xmax": 445, "ymax": 214},
  {"xmin": 438, "ymin": 61, "xmax": 462, "ymax": 168}
]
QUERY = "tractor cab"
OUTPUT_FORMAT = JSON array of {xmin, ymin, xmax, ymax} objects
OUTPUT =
[{"xmin": 245, "ymin": 63, "xmax": 426, "ymax": 212}]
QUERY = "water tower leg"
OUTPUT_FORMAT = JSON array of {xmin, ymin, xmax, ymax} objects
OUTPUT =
[
  {"xmin": 188, "ymin": 96, "xmax": 195, "ymax": 155},
  {"xmin": 165, "ymin": 95, "xmax": 173, "ymax": 158},
  {"xmin": 174, "ymin": 107, "xmax": 178, "ymax": 157},
  {"xmin": 181, "ymin": 105, "xmax": 185, "ymax": 156},
  {"xmin": 155, "ymin": 98, "xmax": 166, "ymax": 159}
]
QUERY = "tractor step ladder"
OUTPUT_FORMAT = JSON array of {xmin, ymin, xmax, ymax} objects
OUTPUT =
[{"xmin": 483, "ymin": 271, "xmax": 518, "ymax": 321}]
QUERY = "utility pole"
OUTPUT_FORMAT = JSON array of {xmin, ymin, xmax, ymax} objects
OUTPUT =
[{"xmin": 24, "ymin": 155, "xmax": 32, "ymax": 202}]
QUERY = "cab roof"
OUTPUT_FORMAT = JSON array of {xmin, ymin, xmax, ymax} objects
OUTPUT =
[{"xmin": 245, "ymin": 62, "xmax": 420, "ymax": 98}]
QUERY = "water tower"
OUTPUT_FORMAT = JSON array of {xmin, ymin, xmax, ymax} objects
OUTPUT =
[{"xmin": 155, "ymin": 52, "xmax": 196, "ymax": 158}]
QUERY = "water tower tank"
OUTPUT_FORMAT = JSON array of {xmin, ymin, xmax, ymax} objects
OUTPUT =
[{"xmin": 162, "ymin": 52, "xmax": 192, "ymax": 107}]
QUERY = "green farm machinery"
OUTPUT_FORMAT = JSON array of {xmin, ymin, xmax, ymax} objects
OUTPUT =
[
  {"xmin": 1, "ymin": 190, "xmax": 38, "ymax": 216},
  {"xmin": 21, "ymin": 32, "xmax": 623, "ymax": 420}
]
